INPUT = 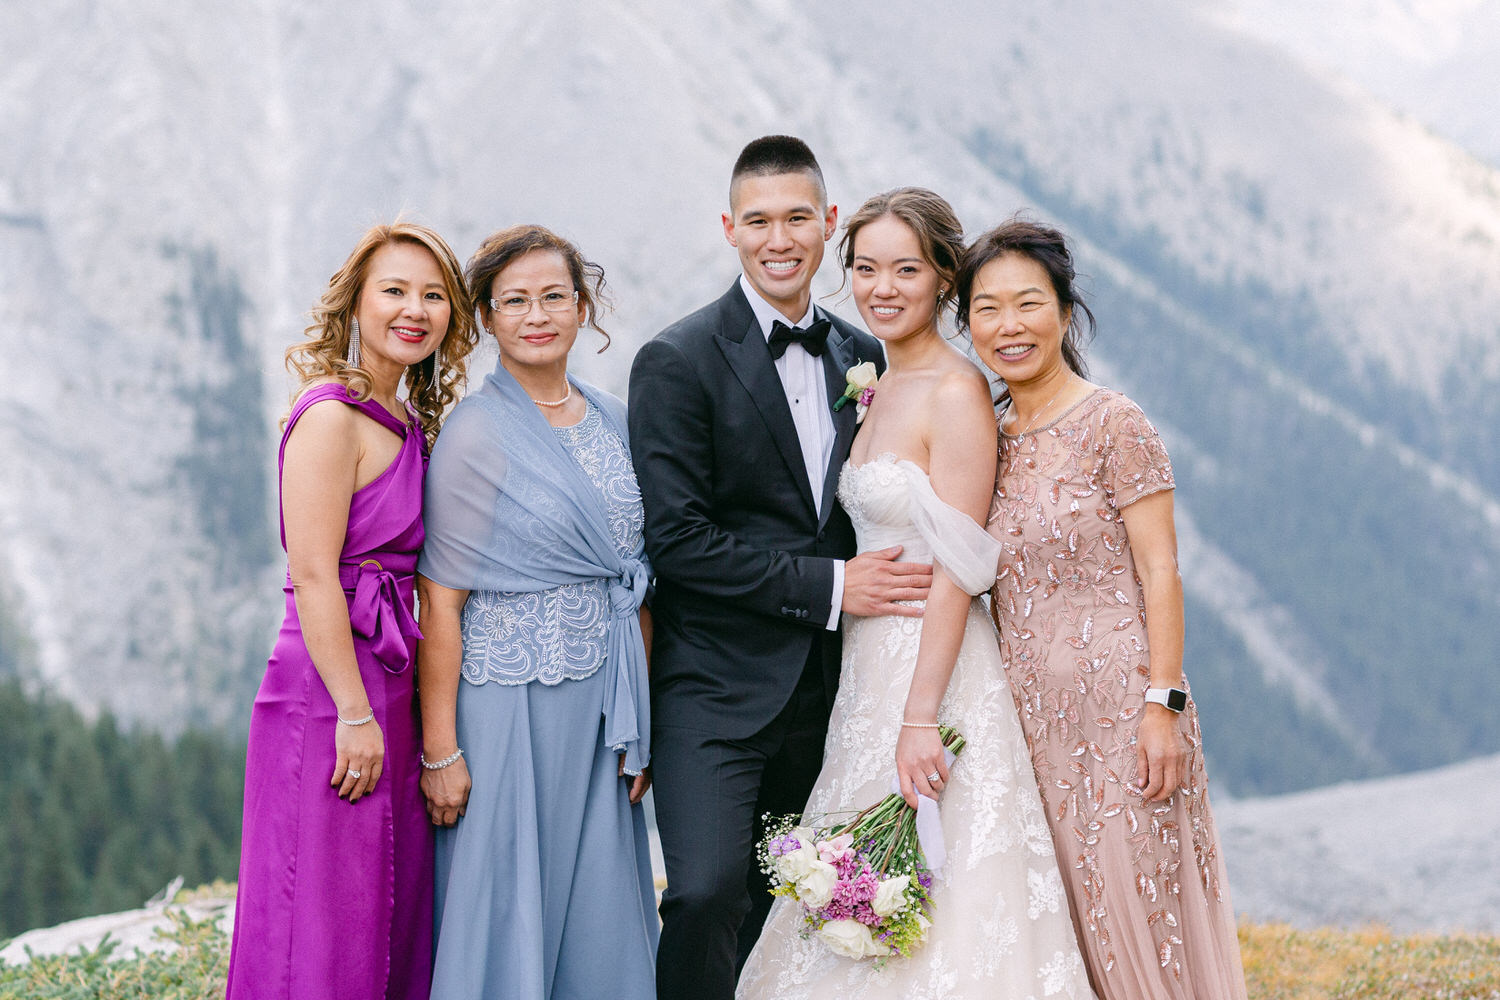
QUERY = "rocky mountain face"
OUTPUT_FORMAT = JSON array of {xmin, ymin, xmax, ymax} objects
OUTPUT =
[{"xmin": 3, "ymin": 0, "xmax": 1497, "ymax": 795}]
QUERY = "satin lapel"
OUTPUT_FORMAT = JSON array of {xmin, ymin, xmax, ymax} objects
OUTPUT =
[
  {"xmin": 716, "ymin": 315, "xmax": 818, "ymax": 516},
  {"xmin": 818, "ymin": 326, "xmax": 859, "ymax": 528}
]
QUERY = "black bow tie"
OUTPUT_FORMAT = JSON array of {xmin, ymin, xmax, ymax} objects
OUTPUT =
[{"xmin": 768, "ymin": 318, "xmax": 831, "ymax": 359}]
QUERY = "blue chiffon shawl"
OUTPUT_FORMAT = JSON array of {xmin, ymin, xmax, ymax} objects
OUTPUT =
[{"xmin": 420, "ymin": 359, "xmax": 652, "ymax": 774}]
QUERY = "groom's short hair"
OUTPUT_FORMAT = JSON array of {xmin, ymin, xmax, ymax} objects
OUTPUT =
[{"xmin": 729, "ymin": 135, "xmax": 827, "ymax": 209}]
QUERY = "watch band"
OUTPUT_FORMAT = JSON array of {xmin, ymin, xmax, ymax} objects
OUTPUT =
[{"xmin": 1144, "ymin": 687, "xmax": 1188, "ymax": 713}]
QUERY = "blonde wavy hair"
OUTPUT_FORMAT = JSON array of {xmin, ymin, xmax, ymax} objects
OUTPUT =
[{"xmin": 285, "ymin": 221, "xmax": 479, "ymax": 446}]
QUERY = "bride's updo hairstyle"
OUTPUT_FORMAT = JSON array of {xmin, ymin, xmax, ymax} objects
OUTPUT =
[
  {"xmin": 954, "ymin": 217, "xmax": 1094, "ymax": 382},
  {"xmin": 837, "ymin": 187, "xmax": 965, "ymax": 318}
]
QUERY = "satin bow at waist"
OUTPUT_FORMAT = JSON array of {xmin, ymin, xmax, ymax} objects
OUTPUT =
[{"xmin": 339, "ymin": 559, "xmax": 422, "ymax": 675}]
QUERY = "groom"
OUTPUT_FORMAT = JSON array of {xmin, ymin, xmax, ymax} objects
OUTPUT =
[{"xmin": 629, "ymin": 135, "xmax": 931, "ymax": 999}]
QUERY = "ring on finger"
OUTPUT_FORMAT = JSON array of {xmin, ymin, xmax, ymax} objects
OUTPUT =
[
  {"xmin": 926, "ymin": 770, "xmax": 941, "ymax": 783},
  {"xmin": 348, "ymin": 769, "xmax": 362, "ymax": 779}
]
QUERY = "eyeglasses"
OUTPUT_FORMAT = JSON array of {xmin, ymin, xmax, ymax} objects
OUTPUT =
[{"xmin": 489, "ymin": 290, "xmax": 579, "ymax": 316}]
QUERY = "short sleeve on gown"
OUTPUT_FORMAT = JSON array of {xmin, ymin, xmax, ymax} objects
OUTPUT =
[
  {"xmin": 418, "ymin": 400, "xmax": 510, "ymax": 590},
  {"xmin": 1099, "ymin": 397, "xmax": 1175, "ymax": 509},
  {"xmin": 899, "ymin": 461, "xmax": 1003, "ymax": 596}
]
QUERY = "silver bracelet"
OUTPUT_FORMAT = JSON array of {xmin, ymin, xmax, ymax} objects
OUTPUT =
[
  {"xmin": 420, "ymin": 748, "xmax": 464, "ymax": 770},
  {"xmin": 338, "ymin": 711, "xmax": 375, "ymax": 726},
  {"xmin": 900, "ymin": 721, "xmax": 941, "ymax": 729}
]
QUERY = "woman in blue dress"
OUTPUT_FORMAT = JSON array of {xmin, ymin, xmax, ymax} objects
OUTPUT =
[{"xmin": 415, "ymin": 224, "xmax": 657, "ymax": 999}]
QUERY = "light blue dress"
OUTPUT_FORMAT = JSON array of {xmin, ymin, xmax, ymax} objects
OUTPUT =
[{"xmin": 428, "ymin": 398, "xmax": 658, "ymax": 1000}]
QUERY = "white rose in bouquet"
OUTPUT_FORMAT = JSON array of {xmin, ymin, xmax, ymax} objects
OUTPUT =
[
  {"xmin": 793, "ymin": 859, "xmax": 839, "ymax": 910},
  {"xmin": 871, "ymin": 874, "xmax": 911, "ymax": 918},
  {"xmin": 816, "ymin": 918, "xmax": 882, "ymax": 960},
  {"xmin": 775, "ymin": 841, "xmax": 821, "ymax": 884}
]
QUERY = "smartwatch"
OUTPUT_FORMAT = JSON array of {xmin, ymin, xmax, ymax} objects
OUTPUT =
[{"xmin": 1144, "ymin": 687, "xmax": 1188, "ymax": 713}]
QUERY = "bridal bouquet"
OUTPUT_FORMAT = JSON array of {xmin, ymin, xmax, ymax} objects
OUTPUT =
[{"xmin": 757, "ymin": 725, "xmax": 966, "ymax": 962}]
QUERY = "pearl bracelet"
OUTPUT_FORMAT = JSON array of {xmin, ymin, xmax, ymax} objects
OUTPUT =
[
  {"xmin": 338, "ymin": 711, "xmax": 375, "ymax": 726},
  {"xmin": 900, "ymin": 721, "xmax": 941, "ymax": 729},
  {"xmin": 420, "ymin": 748, "xmax": 464, "ymax": 771}
]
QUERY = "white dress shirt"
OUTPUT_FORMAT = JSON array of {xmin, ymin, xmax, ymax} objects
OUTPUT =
[{"xmin": 739, "ymin": 274, "xmax": 845, "ymax": 630}]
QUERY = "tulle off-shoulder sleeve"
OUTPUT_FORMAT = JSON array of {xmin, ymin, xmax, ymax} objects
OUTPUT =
[
  {"xmin": 899, "ymin": 461, "xmax": 1003, "ymax": 596},
  {"xmin": 1100, "ymin": 395, "xmax": 1175, "ymax": 509}
]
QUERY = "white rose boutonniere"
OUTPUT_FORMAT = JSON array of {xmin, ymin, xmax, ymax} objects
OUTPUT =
[{"xmin": 832, "ymin": 361, "xmax": 878, "ymax": 423}]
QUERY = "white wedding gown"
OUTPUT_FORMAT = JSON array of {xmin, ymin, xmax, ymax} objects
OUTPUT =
[{"xmin": 737, "ymin": 455, "xmax": 1095, "ymax": 1000}]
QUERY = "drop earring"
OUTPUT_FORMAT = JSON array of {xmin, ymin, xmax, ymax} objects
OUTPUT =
[
  {"xmin": 347, "ymin": 318, "xmax": 361, "ymax": 368},
  {"xmin": 430, "ymin": 346, "xmax": 442, "ymax": 392}
]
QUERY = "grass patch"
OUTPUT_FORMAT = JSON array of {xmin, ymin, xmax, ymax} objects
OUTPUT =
[
  {"xmin": 4, "ymin": 896, "xmax": 1497, "ymax": 998},
  {"xmin": 1241, "ymin": 922, "xmax": 1500, "ymax": 999}
]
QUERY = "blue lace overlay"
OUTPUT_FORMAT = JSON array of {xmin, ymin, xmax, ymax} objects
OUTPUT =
[{"xmin": 459, "ymin": 400, "xmax": 644, "ymax": 686}]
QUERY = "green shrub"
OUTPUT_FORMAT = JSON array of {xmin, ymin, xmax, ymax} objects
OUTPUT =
[{"xmin": 0, "ymin": 910, "xmax": 228, "ymax": 999}]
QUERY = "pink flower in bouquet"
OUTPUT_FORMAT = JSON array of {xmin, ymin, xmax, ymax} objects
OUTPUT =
[
  {"xmin": 833, "ymin": 868, "xmax": 879, "ymax": 909},
  {"xmin": 817, "ymin": 832, "xmax": 855, "ymax": 866}
]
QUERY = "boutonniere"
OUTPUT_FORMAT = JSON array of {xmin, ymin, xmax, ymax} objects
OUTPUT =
[{"xmin": 833, "ymin": 361, "xmax": 878, "ymax": 423}]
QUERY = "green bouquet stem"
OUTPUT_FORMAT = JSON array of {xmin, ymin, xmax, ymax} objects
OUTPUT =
[{"xmin": 828, "ymin": 725, "xmax": 966, "ymax": 873}]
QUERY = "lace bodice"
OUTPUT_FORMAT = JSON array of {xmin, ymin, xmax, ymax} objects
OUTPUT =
[
  {"xmin": 837, "ymin": 454, "xmax": 1001, "ymax": 596},
  {"xmin": 459, "ymin": 399, "xmax": 645, "ymax": 686}
]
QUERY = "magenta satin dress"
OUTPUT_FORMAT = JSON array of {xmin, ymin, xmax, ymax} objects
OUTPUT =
[{"xmin": 227, "ymin": 383, "xmax": 433, "ymax": 1000}]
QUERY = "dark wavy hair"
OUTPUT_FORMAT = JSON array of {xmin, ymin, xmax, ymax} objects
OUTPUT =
[
  {"xmin": 465, "ymin": 224, "xmax": 612, "ymax": 352},
  {"xmin": 955, "ymin": 217, "xmax": 1095, "ymax": 400},
  {"xmin": 838, "ymin": 187, "xmax": 965, "ymax": 320}
]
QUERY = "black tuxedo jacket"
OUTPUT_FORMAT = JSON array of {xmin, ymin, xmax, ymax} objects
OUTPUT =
[{"xmin": 628, "ymin": 281, "xmax": 885, "ymax": 738}]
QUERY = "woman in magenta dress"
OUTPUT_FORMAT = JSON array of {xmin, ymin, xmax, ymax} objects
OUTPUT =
[{"xmin": 226, "ymin": 221, "xmax": 477, "ymax": 1000}]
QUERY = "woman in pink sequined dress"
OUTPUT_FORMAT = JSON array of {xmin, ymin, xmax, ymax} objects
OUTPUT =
[{"xmin": 959, "ymin": 219, "xmax": 1247, "ymax": 1000}]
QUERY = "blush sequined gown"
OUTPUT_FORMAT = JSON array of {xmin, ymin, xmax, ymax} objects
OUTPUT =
[{"xmin": 989, "ymin": 387, "xmax": 1246, "ymax": 1000}]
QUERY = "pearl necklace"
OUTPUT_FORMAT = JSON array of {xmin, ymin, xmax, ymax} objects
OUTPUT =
[{"xmin": 530, "ymin": 382, "xmax": 572, "ymax": 408}]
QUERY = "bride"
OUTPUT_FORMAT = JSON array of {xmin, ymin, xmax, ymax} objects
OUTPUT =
[{"xmin": 736, "ymin": 189, "xmax": 1094, "ymax": 999}]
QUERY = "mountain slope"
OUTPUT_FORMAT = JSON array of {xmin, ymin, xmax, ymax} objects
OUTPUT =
[
  {"xmin": 1218, "ymin": 753, "xmax": 1500, "ymax": 932},
  {"xmin": 1, "ymin": 0, "xmax": 1495, "ymax": 793}
]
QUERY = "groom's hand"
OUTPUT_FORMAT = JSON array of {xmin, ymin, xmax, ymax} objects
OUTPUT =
[{"xmin": 842, "ymin": 546, "xmax": 931, "ymax": 618}]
